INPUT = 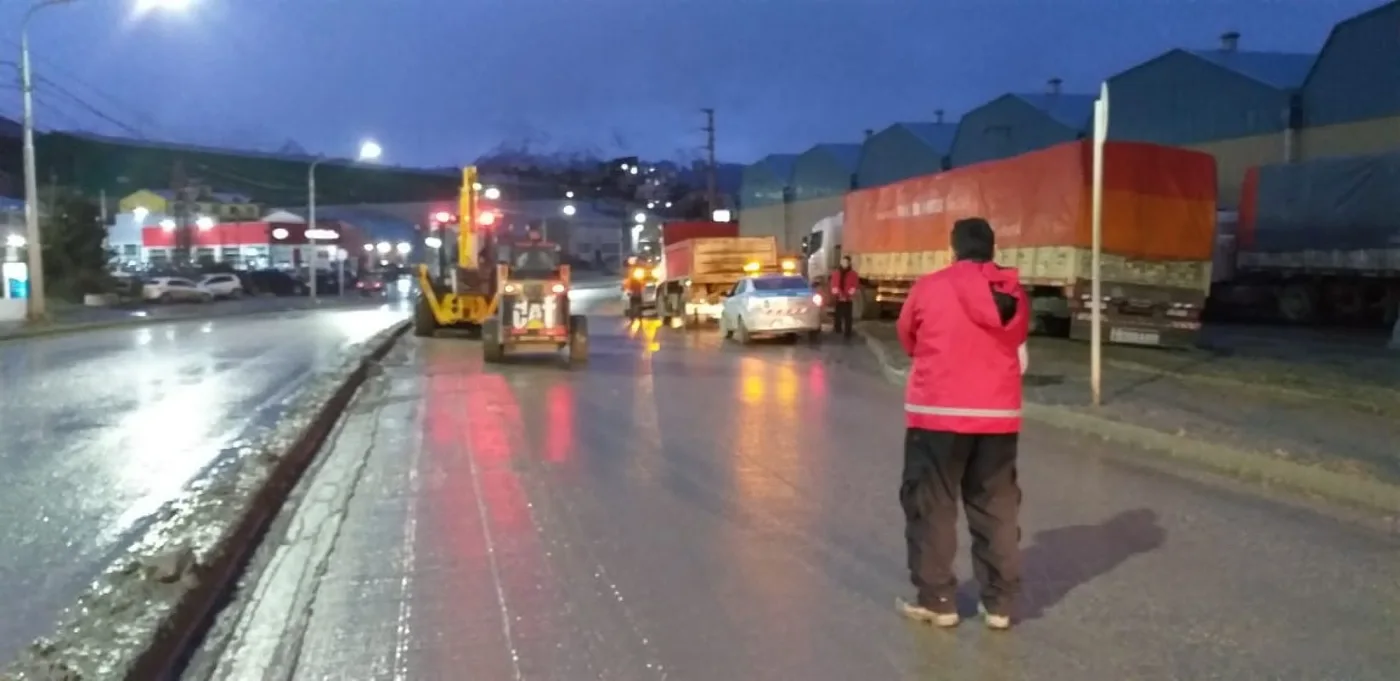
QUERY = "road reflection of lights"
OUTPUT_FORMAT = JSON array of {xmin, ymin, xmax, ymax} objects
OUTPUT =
[
  {"xmin": 774, "ymin": 363, "xmax": 798, "ymax": 408},
  {"xmin": 200, "ymin": 322, "xmax": 213, "ymax": 334},
  {"xmin": 545, "ymin": 384, "xmax": 573, "ymax": 463},
  {"xmin": 135, "ymin": 328, "xmax": 153, "ymax": 346},
  {"xmin": 739, "ymin": 356, "xmax": 765, "ymax": 404},
  {"xmin": 105, "ymin": 362, "xmax": 226, "ymax": 539}
]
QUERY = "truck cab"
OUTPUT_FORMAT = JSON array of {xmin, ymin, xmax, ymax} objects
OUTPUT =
[{"xmin": 804, "ymin": 213, "xmax": 843, "ymax": 290}]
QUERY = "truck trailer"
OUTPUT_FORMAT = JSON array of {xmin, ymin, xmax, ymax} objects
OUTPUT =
[
  {"xmin": 1209, "ymin": 152, "xmax": 1400, "ymax": 329},
  {"xmin": 806, "ymin": 140, "xmax": 1218, "ymax": 347},
  {"xmin": 653, "ymin": 221, "xmax": 780, "ymax": 326}
]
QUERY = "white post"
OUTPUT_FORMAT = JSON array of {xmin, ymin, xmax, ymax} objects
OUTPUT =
[
  {"xmin": 336, "ymin": 248, "xmax": 345, "ymax": 296},
  {"xmin": 1090, "ymin": 82, "xmax": 1109, "ymax": 407},
  {"xmin": 307, "ymin": 158, "xmax": 320, "ymax": 301}
]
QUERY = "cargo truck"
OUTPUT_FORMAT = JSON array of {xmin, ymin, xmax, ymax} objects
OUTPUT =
[
  {"xmin": 1208, "ymin": 152, "xmax": 1400, "ymax": 329},
  {"xmin": 805, "ymin": 140, "xmax": 1218, "ymax": 347},
  {"xmin": 653, "ymin": 221, "xmax": 781, "ymax": 326}
]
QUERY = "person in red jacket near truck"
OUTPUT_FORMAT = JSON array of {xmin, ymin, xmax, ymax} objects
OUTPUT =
[
  {"xmin": 894, "ymin": 217, "xmax": 1029, "ymax": 632},
  {"xmin": 829, "ymin": 256, "xmax": 859, "ymax": 340}
]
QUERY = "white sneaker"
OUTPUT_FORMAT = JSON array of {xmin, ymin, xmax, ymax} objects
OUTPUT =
[
  {"xmin": 897, "ymin": 597, "xmax": 960, "ymax": 627},
  {"xmin": 979, "ymin": 604, "xmax": 1012, "ymax": 630}
]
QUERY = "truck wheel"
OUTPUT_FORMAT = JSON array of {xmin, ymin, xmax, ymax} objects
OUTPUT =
[
  {"xmin": 413, "ymin": 295, "xmax": 437, "ymax": 337},
  {"xmin": 568, "ymin": 314, "xmax": 589, "ymax": 365},
  {"xmin": 481, "ymin": 319, "xmax": 505, "ymax": 363},
  {"xmin": 1277, "ymin": 284, "xmax": 1317, "ymax": 324},
  {"xmin": 735, "ymin": 317, "xmax": 751, "ymax": 345}
]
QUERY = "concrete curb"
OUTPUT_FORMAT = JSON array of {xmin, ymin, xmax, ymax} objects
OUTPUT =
[
  {"xmin": 2, "ymin": 320, "xmax": 410, "ymax": 681},
  {"xmin": 0, "ymin": 299, "xmax": 379, "ymax": 343},
  {"xmin": 855, "ymin": 326, "xmax": 1400, "ymax": 516}
]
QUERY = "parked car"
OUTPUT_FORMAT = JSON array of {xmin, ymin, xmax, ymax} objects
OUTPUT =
[
  {"xmin": 355, "ymin": 273, "xmax": 388, "ymax": 296},
  {"xmin": 199, "ymin": 273, "xmax": 245, "ymax": 299},
  {"xmin": 143, "ymin": 277, "xmax": 213, "ymax": 303},
  {"xmin": 242, "ymin": 269, "xmax": 307, "ymax": 297}
]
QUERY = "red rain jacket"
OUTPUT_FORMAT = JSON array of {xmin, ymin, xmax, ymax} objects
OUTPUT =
[
  {"xmin": 896, "ymin": 260, "xmax": 1029, "ymax": 434},
  {"xmin": 829, "ymin": 267, "xmax": 859, "ymax": 302}
]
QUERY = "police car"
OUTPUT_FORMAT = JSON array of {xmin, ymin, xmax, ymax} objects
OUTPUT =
[{"xmin": 718, "ymin": 271, "xmax": 823, "ymax": 344}]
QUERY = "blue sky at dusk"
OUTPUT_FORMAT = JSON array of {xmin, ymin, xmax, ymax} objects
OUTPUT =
[{"xmin": 0, "ymin": 0, "xmax": 1381, "ymax": 167}]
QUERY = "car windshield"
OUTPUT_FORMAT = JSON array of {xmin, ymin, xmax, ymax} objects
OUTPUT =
[{"xmin": 751, "ymin": 276, "xmax": 809, "ymax": 291}]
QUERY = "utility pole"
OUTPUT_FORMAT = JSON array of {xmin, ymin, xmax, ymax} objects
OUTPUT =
[
  {"xmin": 170, "ymin": 159, "xmax": 189, "ymax": 265},
  {"xmin": 701, "ymin": 107, "xmax": 717, "ymax": 216}
]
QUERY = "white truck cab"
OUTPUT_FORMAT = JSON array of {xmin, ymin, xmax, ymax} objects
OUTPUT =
[{"xmin": 804, "ymin": 213, "xmax": 844, "ymax": 291}]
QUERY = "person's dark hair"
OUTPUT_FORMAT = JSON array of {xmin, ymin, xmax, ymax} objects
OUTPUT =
[{"xmin": 951, "ymin": 217, "xmax": 995, "ymax": 262}]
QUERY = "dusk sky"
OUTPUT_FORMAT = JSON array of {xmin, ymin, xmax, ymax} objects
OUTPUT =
[{"xmin": 1, "ymin": 0, "xmax": 1380, "ymax": 168}]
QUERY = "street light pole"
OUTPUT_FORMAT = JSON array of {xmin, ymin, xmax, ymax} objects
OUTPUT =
[
  {"xmin": 20, "ymin": 0, "xmax": 70, "ymax": 322},
  {"xmin": 307, "ymin": 157, "xmax": 323, "ymax": 302}
]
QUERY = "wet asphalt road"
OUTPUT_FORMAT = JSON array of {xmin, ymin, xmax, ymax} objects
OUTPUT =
[
  {"xmin": 0, "ymin": 301, "xmax": 409, "ymax": 664},
  {"xmin": 194, "ymin": 291, "xmax": 1400, "ymax": 681}
]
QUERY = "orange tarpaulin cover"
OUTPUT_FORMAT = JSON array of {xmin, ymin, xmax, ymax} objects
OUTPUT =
[{"xmin": 844, "ymin": 140, "xmax": 1217, "ymax": 261}]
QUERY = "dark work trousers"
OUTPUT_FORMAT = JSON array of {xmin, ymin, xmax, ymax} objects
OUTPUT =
[
  {"xmin": 900, "ymin": 427, "xmax": 1023, "ymax": 614},
  {"xmin": 627, "ymin": 293, "xmax": 643, "ymax": 319},
  {"xmin": 833, "ymin": 300, "xmax": 854, "ymax": 338}
]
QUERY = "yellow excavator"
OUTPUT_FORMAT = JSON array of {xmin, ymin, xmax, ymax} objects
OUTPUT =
[{"xmin": 413, "ymin": 166, "xmax": 588, "ymax": 366}]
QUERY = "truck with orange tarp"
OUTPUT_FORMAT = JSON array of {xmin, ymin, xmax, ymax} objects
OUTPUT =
[{"xmin": 804, "ymin": 140, "xmax": 1217, "ymax": 347}]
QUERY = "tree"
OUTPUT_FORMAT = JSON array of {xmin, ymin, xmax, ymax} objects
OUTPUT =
[{"xmin": 42, "ymin": 189, "xmax": 111, "ymax": 300}]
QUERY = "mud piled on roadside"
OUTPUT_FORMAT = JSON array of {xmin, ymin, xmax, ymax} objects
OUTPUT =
[
  {"xmin": 856, "ymin": 322, "xmax": 1400, "ymax": 514},
  {"xmin": 0, "ymin": 322, "xmax": 408, "ymax": 681}
]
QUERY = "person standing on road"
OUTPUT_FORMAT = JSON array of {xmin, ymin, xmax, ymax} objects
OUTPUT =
[
  {"xmin": 894, "ymin": 217, "xmax": 1029, "ymax": 631},
  {"xmin": 829, "ymin": 256, "xmax": 859, "ymax": 340}
]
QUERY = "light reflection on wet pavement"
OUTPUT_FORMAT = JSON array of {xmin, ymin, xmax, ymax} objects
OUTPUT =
[
  {"xmin": 202, "ymin": 308, "xmax": 1399, "ymax": 680},
  {"xmin": 0, "ymin": 303, "xmax": 407, "ymax": 663}
]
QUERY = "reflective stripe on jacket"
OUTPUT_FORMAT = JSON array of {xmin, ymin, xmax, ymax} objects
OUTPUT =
[{"xmin": 896, "ymin": 260, "xmax": 1029, "ymax": 434}]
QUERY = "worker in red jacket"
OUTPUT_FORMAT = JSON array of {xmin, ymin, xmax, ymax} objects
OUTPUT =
[
  {"xmin": 829, "ymin": 256, "xmax": 859, "ymax": 340},
  {"xmin": 894, "ymin": 217, "xmax": 1029, "ymax": 632}
]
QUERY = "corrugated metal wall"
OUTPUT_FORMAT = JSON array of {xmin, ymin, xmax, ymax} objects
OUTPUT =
[
  {"xmin": 738, "ymin": 154, "xmax": 796, "ymax": 245},
  {"xmin": 1300, "ymin": 1, "xmax": 1400, "ymax": 156},
  {"xmin": 948, "ymin": 92, "xmax": 1094, "ymax": 168},
  {"xmin": 1106, "ymin": 47, "xmax": 1309, "ymax": 207},
  {"xmin": 856, "ymin": 123, "xmax": 954, "ymax": 188},
  {"xmin": 785, "ymin": 144, "xmax": 859, "ymax": 253}
]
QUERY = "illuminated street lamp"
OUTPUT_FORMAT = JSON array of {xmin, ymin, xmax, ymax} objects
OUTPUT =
[
  {"xmin": 633, "ymin": 212, "xmax": 647, "ymax": 224},
  {"xmin": 375, "ymin": 241, "xmax": 391, "ymax": 255},
  {"xmin": 483, "ymin": 186, "xmax": 501, "ymax": 200},
  {"xmin": 160, "ymin": 219, "xmax": 177, "ymax": 231},
  {"xmin": 20, "ymin": 0, "xmax": 190, "ymax": 320},
  {"xmin": 363, "ymin": 243, "xmax": 374, "ymax": 252},
  {"xmin": 132, "ymin": 206, "xmax": 149, "ymax": 224},
  {"xmin": 396, "ymin": 241, "xmax": 411, "ymax": 256},
  {"xmin": 424, "ymin": 236, "xmax": 443, "ymax": 249},
  {"xmin": 561, "ymin": 204, "xmax": 576, "ymax": 216},
  {"xmin": 309, "ymin": 139, "xmax": 382, "ymax": 300},
  {"xmin": 565, "ymin": 191, "xmax": 574, "ymax": 199},
  {"xmin": 195, "ymin": 215, "xmax": 214, "ymax": 230}
]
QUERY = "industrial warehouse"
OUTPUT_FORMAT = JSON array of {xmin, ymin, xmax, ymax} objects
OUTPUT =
[{"xmin": 740, "ymin": 1, "xmax": 1400, "ymax": 332}]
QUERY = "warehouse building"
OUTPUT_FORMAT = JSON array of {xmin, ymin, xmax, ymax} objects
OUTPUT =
[
  {"xmin": 1299, "ymin": 0, "xmax": 1400, "ymax": 157},
  {"xmin": 787, "ymin": 143, "xmax": 861, "ymax": 253},
  {"xmin": 737, "ymin": 153, "xmax": 797, "ymax": 250},
  {"xmin": 947, "ymin": 80, "xmax": 1096, "ymax": 168},
  {"xmin": 1105, "ymin": 32, "xmax": 1314, "ymax": 207},
  {"xmin": 855, "ymin": 114, "xmax": 957, "ymax": 188}
]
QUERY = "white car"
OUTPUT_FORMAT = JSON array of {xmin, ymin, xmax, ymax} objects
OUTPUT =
[
  {"xmin": 199, "ymin": 273, "xmax": 244, "ymax": 299},
  {"xmin": 719, "ymin": 274, "xmax": 823, "ymax": 344},
  {"xmin": 143, "ymin": 277, "xmax": 213, "ymax": 303}
]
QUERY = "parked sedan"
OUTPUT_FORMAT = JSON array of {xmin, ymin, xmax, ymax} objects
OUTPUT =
[
  {"xmin": 143, "ymin": 277, "xmax": 214, "ymax": 303},
  {"xmin": 199, "ymin": 273, "xmax": 245, "ymax": 299},
  {"xmin": 719, "ymin": 274, "xmax": 823, "ymax": 344}
]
